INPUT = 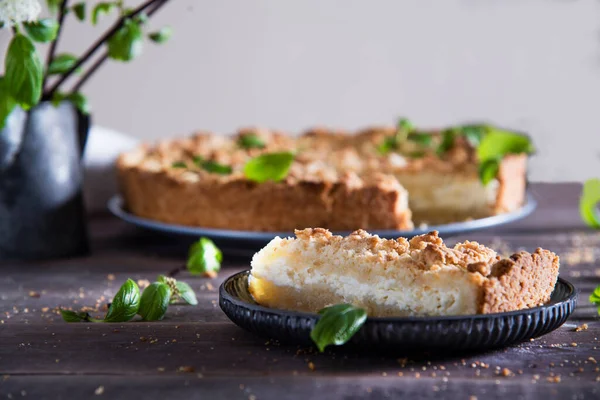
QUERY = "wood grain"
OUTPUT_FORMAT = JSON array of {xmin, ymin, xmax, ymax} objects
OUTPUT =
[{"xmin": 0, "ymin": 183, "xmax": 599, "ymax": 399}]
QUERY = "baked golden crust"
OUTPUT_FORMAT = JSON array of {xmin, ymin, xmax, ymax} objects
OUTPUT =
[
  {"xmin": 249, "ymin": 229, "xmax": 559, "ymax": 316},
  {"xmin": 116, "ymin": 126, "xmax": 528, "ymax": 230}
]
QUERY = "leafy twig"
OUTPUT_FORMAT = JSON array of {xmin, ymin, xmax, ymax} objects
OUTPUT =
[
  {"xmin": 42, "ymin": 0, "xmax": 69, "ymax": 91},
  {"xmin": 44, "ymin": 0, "xmax": 168, "ymax": 99},
  {"xmin": 67, "ymin": 0, "xmax": 171, "ymax": 93}
]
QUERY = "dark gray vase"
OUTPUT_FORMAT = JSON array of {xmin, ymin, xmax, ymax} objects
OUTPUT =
[{"xmin": 0, "ymin": 101, "xmax": 90, "ymax": 261}]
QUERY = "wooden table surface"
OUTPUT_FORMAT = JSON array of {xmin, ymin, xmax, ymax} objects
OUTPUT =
[{"xmin": 0, "ymin": 182, "xmax": 599, "ymax": 400}]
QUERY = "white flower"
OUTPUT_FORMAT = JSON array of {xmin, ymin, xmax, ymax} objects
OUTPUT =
[{"xmin": 0, "ymin": 0, "xmax": 41, "ymax": 27}]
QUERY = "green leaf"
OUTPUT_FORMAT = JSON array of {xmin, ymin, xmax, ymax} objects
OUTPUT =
[
  {"xmin": 192, "ymin": 156, "xmax": 232, "ymax": 175},
  {"xmin": 51, "ymin": 92, "xmax": 90, "ymax": 115},
  {"xmin": 460, "ymin": 125, "xmax": 486, "ymax": 147},
  {"xmin": 107, "ymin": 19, "xmax": 143, "ymax": 61},
  {"xmin": 47, "ymin": 0, "xmax": 62, "ymax": 14},
  {"xmin": 67, "ymin": 92, "xmax": 89, "ymax": 114},
  {"xmin": 477, "ymin": 129, "xmax": 534, "ymax": 162},
  {"xmin": 377, "ymin": 136, "xmax": 396, "ymax": 155},
  {"xmin": 72, "ymin": 2, "xmax": 86, "ymax": 21},
  {"xmin": 243, "ymin": 152, "xmax": 294, "ymax": 183},
  {"xmin": 238, "ymin": 133, "xmax": 266, "ymax": 150},
  {"xmin": 92, "ymin": 2, "xmax": 117, "ymax": 25},
  {"xmin": 310, "ymin": 304, "xmax": 367, "ymax": 352},
  {"xmin": 103, "ymin": 279, "xmax": 140, "ymax": 322},
  {"xmin": 172, "ymin": 161, "xmax": 187, "ymax": 169},
  {"xmin": 138, "ymin": 282, "xmax": 171, "ymax": 321},
  {"xmin": 23, "ymin": 19, "xmax": 59, "ymax": 43},
  {"xmin": 148, "ymin": 27, "xmax": 172, "ymax": 44},
  {"xmin": 407, "ymin": 133, "xmax": 432, "ymax": 147},
  {"xmin": 580, "ymin": 179, "xmax": 600, "ymax": 230},
  {"xmin": 60, "ymin": 309, "xmax": 92, "ymax": 323},
  {"xmin": 175, "ymin": 281, "xmax": 198, "ymax": 305},
  {"xmin": 47, "ymin": 53, "xmax": 79, "ymax": 75},
  {"xmin": 0, "ymin": 78, "xmax": 16, "ymax": 130},
  {"xmin": 437, "ymin": 129, "xmax": 457, "ymax": 155},
  {"xmin": 5, "ymin": 34, "xmax": 43, "ymax": 109},
  {"xmin": 478, "ymin": 159, "xmax": 500, "ymax": 186},
  {"xmin": 589, "ymin": 286, "xmax": 600, "ymax": 305},
  {"xmin": 187, "ymin": 237, "xmax": 223, "ymax": 276}
]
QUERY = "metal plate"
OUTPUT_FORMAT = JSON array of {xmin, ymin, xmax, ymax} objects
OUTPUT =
[
  {"xmin": 219, "ymin": 270, "xmax": 577, "ymax": 351},
  {"xmin": 108, "ymin": 193, "xmax": 537, "ymax": 246}
]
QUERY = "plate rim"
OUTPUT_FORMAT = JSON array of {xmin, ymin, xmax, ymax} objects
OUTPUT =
[
  {"xmin": 107, "ymin": 192, "xmax": 538, "ymax": 240},
  {"xmin": 219, "ymin": 269, "xmax": 578, "ymax": 323}
]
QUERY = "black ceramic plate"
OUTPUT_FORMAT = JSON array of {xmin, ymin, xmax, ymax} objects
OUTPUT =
[
  {"xmin": 108, "ymin": 193, "xmax": 537, "ymax": 247},
  {"xmin": 219, "ymin": 271, "xmax": 577, "ymax": 351}
]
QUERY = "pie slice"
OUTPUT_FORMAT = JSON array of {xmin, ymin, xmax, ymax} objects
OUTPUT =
[{"xmin": 249, "ymin": 229, "xmax": 560, "ymax": 317}]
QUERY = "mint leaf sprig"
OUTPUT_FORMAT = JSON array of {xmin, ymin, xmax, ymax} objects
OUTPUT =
[{"xmin": 310, "ymin": 304, "xmax": 367, "ymax": 352}]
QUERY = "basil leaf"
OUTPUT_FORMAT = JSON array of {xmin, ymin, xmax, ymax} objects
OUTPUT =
[
  {"xmin": 407, "ymin": 133, "xmax": 432, "ymax": 147},
  {"xmin": 138, "ymin": 282, "xmax": 171, "ymax": 321},
  {"xmin": 24, "ymin": 19, "xmax": 59, "ymax": 43},
  {"xmin": 107, "ymin": 19, "xmax": 143, "ymax": 61},
  {"xmin": 5, "ymin": 34, "xmax": 43, "ymax": 109},
  {"xmin": 590, "ymin": 285, "xmax": 600, "ymax": 315},
  {"xmin": 377, "ymin": 136, "xmax": 396, "ymax": 155},
  {"xmin": 238, "ymin": 133, "xmax": 265, "ymax": 149},
  {"xmin": 172, "ymin": 161, "xmax": 187, "ymax": 168},
  {"xmin": 192, "ymin": 156, "xmax": 232, "ymax": 175},
  {"xmin": 202, "ymin": 160, "xmax": 232, "ymax": 175},
  {"xmin": 51, "ymin": 92, "xmax": 89, "ymax": 115},
  {"xmin": 378, "ymin": 118, "xmax": 414, "ymax": 155},
  {"xmin": 437, "ymin": 129, "xmax": 456, "ymax": 155},
  {"xmin": 460, "ymin": 125, "xmax": 486, "ymax": 147},
  {"xmin": 48, "ymin": 53, "xmax": 78, "ymax": 75},
  {"xmin": 104, "ymin": 279, "xmax": 140, "ymax": 322},
  {"xmin": 47, "ymin": 0, "xmax": 62, "ymax": 14},
  {"xmin": 244, "ymin": 152, "xmax": 294, "ymax": 183},
  {"xmin": 60, "ymin": 309, "xmax": 91, "ymax": 323},
  {"xmin": 0, "ymin": 78, "xmax": 16, "ymax": 130},
  {"xmin": 187, "ymin": 237, "xmax": 222, "ymax": 276},
  {"xmin": 478, "ymin": 159, "xmax": 500, "ymax": 186},
  {"xmin": 175, "ymin": 281, "xmax": 198, "ymax": 305},
  {"xmin": 580, "ymin": 178, "xmax": 600, "ymax": 230},
  {"xmin": 590, "ymin": 286, "xmax": 600, "ymax": 305},
  {"xmin": 477, "ymin": 129, "xmax": 534, "ymax": 162},
  {"xmin": 148, "ymin": 27, "xmax": 172, "ymax": 44},
  {"xmin": 92, "ymin": 2, "xmax": 117, "ymax": 25},
  {"xmin": 72, "ymin": 2, "xmax": 86, "ymax": 21},
  {"xmin": 397, "ymin": 118, "xmax": 413, "ymax": 132},
  {"xmin": 67, "ymin": 92, "xmax": 89, "ymax": 114},
  {"xmin": 310, "ymin": 304, "xmax": 367, "ymax": 352}
]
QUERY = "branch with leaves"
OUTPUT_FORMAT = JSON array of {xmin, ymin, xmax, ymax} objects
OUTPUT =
[
  {"xmin": 60, "ymin": 237, "xmax": 221, "ymax": 323},
  {"xmin": 0, "ymin": 0, "xmax": 172, "ymax": 129}
]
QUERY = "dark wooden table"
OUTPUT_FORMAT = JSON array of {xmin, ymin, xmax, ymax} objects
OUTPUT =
[{"xmin": 1, "ymin": 183, "xmax": 599, "ymax": 400}]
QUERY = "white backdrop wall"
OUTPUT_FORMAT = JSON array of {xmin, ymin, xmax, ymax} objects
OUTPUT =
[{"xmin": 2, "ymin": 0, "xmax": 600, "ymax": 182}]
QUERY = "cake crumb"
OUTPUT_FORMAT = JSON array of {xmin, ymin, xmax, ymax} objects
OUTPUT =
[
  {"xmin": 308, "ymin": 362, "xmax": 315, "ymax": 371},
  {"xmin": 574, "ymin": 323, "xmax": 588, "ymax": 332},
  {"xmin": 501, "ymin": 368, "xmax": 514, "ymax": 377},
  {"xmin": 570, "ymin": 342, "xmax": 578, "ymax": 347},
  {"xmin": 107, "ymin": 274, "xmax": 115, "ymax": 281},
  {"xmin": 546, "ymin": 376, "xmax": 561, "ymax": 383},
  {"xmin": 28, "ymin": 291, "xmax": 40, "ymax": 298},
  {"xmin": 94, "ymin": 386, "xmax": 104, "ymax": 395}
]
